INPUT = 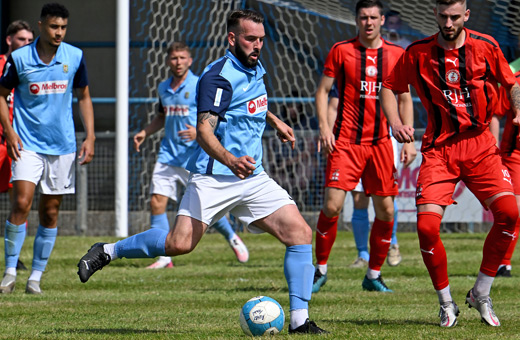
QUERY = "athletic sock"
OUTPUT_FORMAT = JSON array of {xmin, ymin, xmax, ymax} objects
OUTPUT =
[
  {"xmin": 352, "ymin": 208, "xmax": 370, "ymax": 260},
  {"xmin": 436, "ymin": 285, "xmax": 453, "ymax": 305},
  {"xmin": 473, "ymin": 271, "xmax": 494, "ymax": 298},
  {"xmin": 315, "ymin": 211, "xmax": 338, "ymax": 265},
  {"xmin": 481, "ymin": 195, "xmax": 518, "ymax": 276},
  {"xmin": 103, "ymin": 243, "xmax": 117, "ymax": 260},
  {"xmin": 366, "ymin": 268, "xmax": 380, "ymax": 280},
  {"xmin": 150, "ymin": 213, "xmax": 169, "ymax": 231},
  {"xmin": 4, "ymin": 220, "xmax": 26, "ymax": 269},
  {"xmin": 32, "ymin": 225, "xmax": 57, "ymax": 272},
  {"xmin": 115, "ymin": 228, "xmax": 168, "ymax": 259},
  {"xmin": 212, "ymin": 216, "xmax": 234, "ymax": 240},
  {"xmin": 317, "ymin": 264, "xmax": 327, "ymax": 275},
  {"xmin": 284, "ymin": 244, "xmax": 313, "ymax": 311},
  {"xmin": 368, "ymin": 218, "xmax": 393, "ymax": 271},
  {"xmin": 391, "ymin": 200, "xmax": 399, "ymax": 245},
  {"xmin": 417, "ymin": 212, "xmax": 449, "ymax": 290},
  {"xmin": 5, "ymin": 267, "xmax": 16, "ymax": 276},
  {"xmin": 28, "ymin": 270, "xmax": 43, "ymax": 282},
  {"xmin": 290, "ymin": 309, "xmax": 309, "ymax": 330}
]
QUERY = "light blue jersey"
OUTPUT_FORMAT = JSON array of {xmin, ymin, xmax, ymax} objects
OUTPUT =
[
  {"xmin": 0, "ymin": 37, "xmax": 88, "ymax": 155},
  {"xmin": 156, "ymin": 70, "xmax": 198, "ymax": 167},
  {"xmin": 187, "ymin": 50, "xmax": 267, "ymax": 176}
]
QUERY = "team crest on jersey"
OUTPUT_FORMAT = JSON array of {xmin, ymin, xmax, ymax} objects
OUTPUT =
[
  {"xmin": 446, "ymin": 69, "xmax": 460, "ymax": 84},
  {"xmin": 185, "ymin": 91, "xmax": 190, "ymax": 99},
  {"xmin": 63, "ymin": 64, "xmax": 68, "ymax": 73},
  {"xmin": 247, "ymin": 94, "xmax": 268, "ymax": 114},
  {"xmin": 366, "ymin": 65, "xmax": 378, "ymax": 77},
  {"xmin": 331, "ymin": 169, "xmax": 340, "ymax": 181}
]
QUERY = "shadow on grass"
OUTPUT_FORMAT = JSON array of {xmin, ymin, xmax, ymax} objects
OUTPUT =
[
  {"xmin": 44, "ymin": 328, "xmax": 164, "ymax": 335},
  {"xmin": 324, "ymin": 318, "xmax": 437, "ymax": 327}
]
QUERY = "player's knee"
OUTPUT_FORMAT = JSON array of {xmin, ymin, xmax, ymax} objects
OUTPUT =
[
  {"xmin": 416, "ymin": 212, "xmax": 442, "ymax": 246},
  {"xmin": 322, "ymin": 201, "xmax": 342, "ymax": 217},
  {"xmin": 490, "ymin": 195, "xmax": 519, "ymax": 230},
  {"xmin": 12, "ymin": 195, "xmax": 32, "ymax": 214},
  {"xmin": 164, "ymin": 235, "xmax": 195, "ymax": 256},
  {"xmin": 281, "ymin": 222, "xmax": 312, "ymax": 246}
]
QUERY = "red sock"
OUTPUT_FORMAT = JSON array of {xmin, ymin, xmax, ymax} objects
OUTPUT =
[
  {"xmin": 417, "ymin": 211, "xmax": 448, "ymax": 290},
  {"xmin": 501, "ymin": 219, "xmax": 520, "ymax": 266},
  {"xmin": 481, "ymin": 195, "xmax": 519, "ymax": 276},
  {"xmin": 368, "ymin": 218, "xmax": 394, "ymax": 271},
  {"xmin": 315, "ymin": 211, "xmax": 338, "ymax": 265}
]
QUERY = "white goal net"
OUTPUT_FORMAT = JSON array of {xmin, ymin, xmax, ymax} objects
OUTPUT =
[{"xmin": 125, "ymin": 0, "xmax": 519, "ymax": 233}]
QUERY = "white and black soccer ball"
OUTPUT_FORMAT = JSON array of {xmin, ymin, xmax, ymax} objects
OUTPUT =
[{"xmin": 239, "ymin": 296, "xmax": 285, "ymax": 336}]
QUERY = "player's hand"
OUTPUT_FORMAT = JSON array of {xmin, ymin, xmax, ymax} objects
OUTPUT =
[
  {"xmin": 78, "ymin": 136, "xmax": 95, "ymax": 165},
  {"xmin": 178, "ymin": 124, "xmax": 196, "ymax": 142},
  {"xmin": 133, "ymin": 130, "xmax": 146, "ymax": 152},
  {"xmin": 401, "ymin": 142, "xmax": 417, "ymax": 168},
  {"xmin": 513, "ymin": 113, "xmax": 520, "ymax": 127},
  {"xmin": 392, "ymin": 124, "xmax": 415, "ymax": 143},
  {"xmin": 5, "ymin": 131, "xmax": 23, "ymax": 161},
  {"xmin": 230, "ymin": 155, "xmax": 256, "ymax": 180},
  {"xmin": 276, "ymin": 127, "xmax": 296, "ymax": 150},
  {"xmin": 318, "ymin": 129, "xmax": 335, "ymax": 155}
]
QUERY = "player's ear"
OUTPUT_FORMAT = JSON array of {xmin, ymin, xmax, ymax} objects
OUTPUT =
[
  {"xmin": 228, "ymin": 31, "xmax": 236, "ymax": 47},
  {"xmin": 464, "ymin": 9, "xmax": 470, "ymax": 22}
]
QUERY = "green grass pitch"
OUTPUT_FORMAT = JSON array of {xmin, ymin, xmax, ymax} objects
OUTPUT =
[{"xmin": 0, "ymin": 232, "xmax": 519, "ymax": 339}]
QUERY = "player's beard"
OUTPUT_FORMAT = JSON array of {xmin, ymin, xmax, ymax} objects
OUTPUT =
[
  {"xmin": 235, "ymin": 42, "xmax": 260, "ymax": 68},
  {"xmin": 438, "ymin": 24, "xmax": 463, "ymax": 42}
]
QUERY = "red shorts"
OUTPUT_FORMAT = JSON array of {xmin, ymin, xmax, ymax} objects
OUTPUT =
[
  {"xmin": 325, "ymin": 138, "xmax": 398, "ymax": 196},
  {"xmin": 416, "ymin": 130, "xmax": 513, "ymax": 207},
  {"xmin": 501, "ymin": 150, "xmax": 520, "ymax": 195},
  {"xmin": 0, "ymin": 143, "xmax": 12, "ymax": 193}
]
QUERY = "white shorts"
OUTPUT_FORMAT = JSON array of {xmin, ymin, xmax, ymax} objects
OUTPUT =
[
  {"xmin": 352, "ymin": 136, "xmax": 399, "ymax": 193},
  {"xmin": 11, "ymin": 149, "xmax": 76, "ymax": 195},
  {"xmin": 178, "ymin": 171, "xmax": 295, "ymax": 233},
  {"xmin": 150, "ymin": 162, "xmax": 189, "ymax": 202}
]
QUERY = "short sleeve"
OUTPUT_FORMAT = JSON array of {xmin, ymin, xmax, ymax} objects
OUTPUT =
[
  {"xmin": 323, "ymin": 44, "xmax": 340, "ymax": 79},
  {"xmin": 197, "ymin": 71, "xmax": 233, "ymax": 119},
  {"xmin": 72, "ymin": 54, "xmax": 89, "ymax": 88},
  {"xmin": 383, "ymin": 51, "xmax": 411, "ymax": 94},
  {"xmin": 0, "ymin": 55, "xmax": 19, "ymax": 90}
]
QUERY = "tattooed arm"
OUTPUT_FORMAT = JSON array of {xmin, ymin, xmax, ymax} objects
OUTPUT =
[
  {"xmin": 196, "ymin": 111, "xmax": 256, "ymax": 179},
  {"xmin": 511, "ymin": 83, "xmax": 520, "ymax": 126}
]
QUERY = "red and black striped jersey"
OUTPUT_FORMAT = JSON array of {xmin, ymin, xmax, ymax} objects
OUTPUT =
[
  {"xmin": 495, "ymin": 70, "xmax": 520, "ymax": 154},
  {"xmin": 383, "ymin": 28, "xmax": 517, "ymax": 151},
  {"xmin": 323, "ymin": 37, "xmax": 404, "ymax": 145}
]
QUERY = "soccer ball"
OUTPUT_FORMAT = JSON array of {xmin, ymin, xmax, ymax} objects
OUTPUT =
[{"xmin": 239, "ymin": 296, "xmax": 285, "ymax": 336}]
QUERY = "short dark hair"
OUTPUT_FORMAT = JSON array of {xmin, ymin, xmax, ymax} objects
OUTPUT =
[
  {"xmin": 436, "ymin": 0, "xmax": 466, "ymax": 5},
  {"xmin": 40, "ymin": 3, "xmax": 69, "ymax": 20},
  {"xmin": 355, "ymin": 0, "xmax": 384, "ymax": 17},
  {"xmin": 6, "ymin": 20, "xmax": 32, "ymax": 37},
  {"xmin": 166, "ymin": 41, "xmax": 191, "ymax": 56},
  {"xmin": 227, "ymin": 9, "xmax": 264, "ymax": 33}
]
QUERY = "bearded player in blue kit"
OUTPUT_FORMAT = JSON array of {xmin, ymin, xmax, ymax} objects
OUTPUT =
[
  {"xmin": 78, "ymin": 9, "xmax": 327, "ymax": 334},
  {"xmin": 133, "ymin": 42, "xmax": 249, "ymax": 269}
]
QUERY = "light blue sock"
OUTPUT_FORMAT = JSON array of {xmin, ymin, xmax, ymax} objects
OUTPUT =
[
  {"xmin": 150, "ymin": 213, "xmax": 169, "ymax": 231},
  {"xmin": 352, "ymin": 208, "xmax": 370, "ymax": 261},
  {"xmin": 115, "ymin": 228, "xmax": 167, "ymax": 259},
  {"xmin": 391, "ymin": 200, "xmax": 399, "ymax": 245},
  {"xmin": 32, "ymin": 225, "xmax": 58, "ymax": 272},
  {"xmin": 4, "ymin": 221, "xmax": 26, "ymax": 269},
  {"xmin": 284, "ymin": 244, "xmax": 313, "ymax": 311},
  {"xmin": 212, "ymin": 216, "xmax": 234, "ymax": 241}
]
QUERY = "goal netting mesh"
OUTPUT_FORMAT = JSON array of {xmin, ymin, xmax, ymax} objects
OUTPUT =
[{"xmin": 126, "ymin": 0, "xmax": 519, "ymax": 233}]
